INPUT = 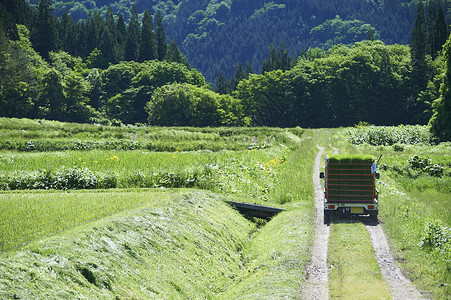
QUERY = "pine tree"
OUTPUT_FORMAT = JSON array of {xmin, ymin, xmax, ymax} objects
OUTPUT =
[
  {"xmin": 125, "ymin": 5, "xmax": 140, "ymax": 61},
  {"xmin": 104, "ymin": 6, "xmax": 119, "ymax": 63},
  {"xmin": 214, "ymin": 71, "xmax": 227, "ymax": 94},
  {"xmin": 31, "ymin": 0, "xmax": 56, "ymax": 59},
  {"xmin": 156, "ymin": 11, "xmax": 167, "ymax": 61},
  {"xmin": 426, "ymin": 0, "xmax": 437, "ymax": 56},
  {"xmin": 410, "ymin": 1, "xmax": 428, "ymax": 90},
  {"xmin": 367, "ymin": 28, "xmax": 375, "ymax": 41},
  {"xmin": 429, "ymin": 32, "xmax": 451, "ymax": 141},
  {"xmin": 233, "ymin": 62, "xmax": 246, "ymax": 88},
  {"xmin": 59, "ymin": 10, "xmax": 76, "ymax": 54},
  {"xmin": 245, "ymin": 61, "xmax": 253, "ymax": 77},
  {"xmin": 433, "ymin": 1, "xmax": 449, "ymax": 57},
  {"xmin": 277, "ymin": 41, "xmax": 291, "ymax": 70},
  {"xmin": 167, "ymin": 39, "xmax": 183, "ymax": 63},
  {"xmin": 139, "ymin": 10, "xmax": 157, "ymax": 62},
  {"xmin": 116, "ymin": 13, "xmax": 126, "ymax": 61}
]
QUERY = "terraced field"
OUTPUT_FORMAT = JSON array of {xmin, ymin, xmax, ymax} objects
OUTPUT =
[{"xmin": 0, "ymin": 119, "xmax": 449, "ymax": 298}]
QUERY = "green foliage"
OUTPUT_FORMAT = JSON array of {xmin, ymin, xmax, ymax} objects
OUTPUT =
[
  {"xmin": 310, "ymin": 15, "xmax": 379, "ymax": 48},
  {"xmin": 328, "ymin": 154, "xmax": 374, "ymax": 164},
  {"xmin": 418, "ymin": 221, "xmax": 451, "ymax": 274},
  {"xmin": 346, "ymin": 125, "xmax": 432, "ymax": 146},
  {"xmin": 147, "ymin": 83, "xmax": 249, "ymax": 126},
  {"xmin": 429, "ymin": 32, "xmax": 451, "ymax": 142}
]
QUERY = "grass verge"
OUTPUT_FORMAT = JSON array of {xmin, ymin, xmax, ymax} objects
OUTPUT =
[{"xmin": 328, "ymin": 221, "xmax": 391, "ymax": 299}]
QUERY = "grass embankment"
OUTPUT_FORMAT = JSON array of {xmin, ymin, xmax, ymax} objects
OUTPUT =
[
  {"xmin": 330, "ymin": 127, "xmax": 451, "ymax": 299},
  {"xmin": 0, "ymin": 190, "xmax": 255, "ymax": 299},
  {"xmin": 221, "ymin": 130, "xmax": 317, "ymax": 298}
]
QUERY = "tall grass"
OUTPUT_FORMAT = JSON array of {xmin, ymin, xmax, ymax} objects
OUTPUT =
[{"xmin": 0, "ymin": 118, "xmax": 297, "ymax": 152}]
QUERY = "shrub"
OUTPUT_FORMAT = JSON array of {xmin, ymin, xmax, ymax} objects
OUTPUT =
[
  {"xmin": 54, "ymin": 167, "xmax": 98, "ymax": 190},
  {"xmin": 392, "ymin": 144, "xmax": 404, "ymax": 151},
  {"xmin": 347, "ymin": 125, "xmax": 431, "ymax": 146}
]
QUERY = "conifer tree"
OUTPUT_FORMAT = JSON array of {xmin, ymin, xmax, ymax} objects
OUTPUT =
[
  {"xmin": 429, "ymin": 32, "xmax": 451, "ymax": 141},
  {"xmin": 426, "ymin": 0, "xmax": 437, "ymax": 56},
  {"xmin": 214, "ymin": 71, "xmax": 227, "ymax": 94},
  {"xmin": 104, "ymin": 6, "xmax": 119, "ymax": 63},
  {"xmin": 125, "ymin": 5, "xmax": 140, "ymax": 61},
  {"xmin": 31, "ymin": 0, "xmax": 56, "ymax": 59},
  {"xmin": 156, "ymin": 11, "xmax": 167, "ymax": 61},
  {"xmin": 433, "ymin": 1, "xmax": 448, "ymax": 57},
  {"xmin": 116, "ymin": 13, "xmax": 126, "ymax": 61},
  {"xmin": 139, "ymin": 10, "xmax": 157, "ymax": 62},
  {"xmin": 59, "ymin": 10, "xmax": 76, "ymax": 54},
  {"xmin": 245, "ymin": 61, "xmax": 253, "ymax": 77},
  {"xmin": 233, "ymin": 62, "xmax": 246, "ymax": 88},
  {"xmin": 410, "ymin": 1, "xmax": 428, "ymax": 90},
  {"xmin": 167, "ymin": 39, "xmax": 183, "ymax": 63}
]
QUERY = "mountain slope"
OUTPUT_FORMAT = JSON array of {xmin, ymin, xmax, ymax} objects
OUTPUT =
[{"xmin": 24, "ymin": 0, "xmax": 449, "ymax": 82}]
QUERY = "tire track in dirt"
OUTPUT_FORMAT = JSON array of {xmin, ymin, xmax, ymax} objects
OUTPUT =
[
  {"xmin": 366, "ymin": 224, "xmax": 429, "ymax": 299},
  {"xmin": 300, "ymin": 146, "xmax": 330, "ymax": 300}
]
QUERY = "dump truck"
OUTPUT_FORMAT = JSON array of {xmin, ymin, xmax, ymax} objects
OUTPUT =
[{"xmin": 320, "ymin": 154, "xmax": 380, "ymax": 223}]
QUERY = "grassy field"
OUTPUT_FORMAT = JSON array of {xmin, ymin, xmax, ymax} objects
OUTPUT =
[
  {"xmin": 1, "ymin": 119, "xmax": 449, "ymax": 298},
  {"xmin": 0, "ymin": 190, "xmax": 255, "ymax": 299},
  {"xmin": 0, "ymin": 119, "xmax": 316, "ymax": 298}
]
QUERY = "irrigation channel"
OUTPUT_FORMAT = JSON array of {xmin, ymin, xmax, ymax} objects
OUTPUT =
[{"xmin": 301, "ymin": 135, "xmax": 427, "ymax": 299}]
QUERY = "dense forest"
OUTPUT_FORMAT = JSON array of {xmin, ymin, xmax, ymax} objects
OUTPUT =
[
  {"xmin": 20, "ymin": 0, "xmax": 451, "ymax": 81},
  {"xmin": 0, "ymin": 0, "xmax": 450, "ymax": 141}
]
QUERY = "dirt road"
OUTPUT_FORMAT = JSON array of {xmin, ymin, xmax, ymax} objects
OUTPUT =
[
  {"xmin": 366, "ymin": 224, "xmax": 427, "ymax": 299},
  {"xmin": 301, "ymin": 144, "xmax": 427, "ymax": 299},
  {"xmin": 300, "ymin": 146, "xmax": 330, "ymax": 300}
]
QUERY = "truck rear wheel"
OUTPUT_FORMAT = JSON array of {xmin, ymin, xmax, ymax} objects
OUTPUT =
[
  {"xmin": 370, "ymin": 214, "xmax": 378, "ymax": 222},
  {"xmin": 324, "ymin": 213, "xmax": 330, "ymax": 224}
]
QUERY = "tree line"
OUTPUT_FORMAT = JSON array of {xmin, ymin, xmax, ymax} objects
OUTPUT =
[
  {"xmin": 1, "ymin": 0, "xmax": 186, "ymax": 66},
  {"xmin": 0, "ymin": 0, "xmax": 450, "ymax": 141}
]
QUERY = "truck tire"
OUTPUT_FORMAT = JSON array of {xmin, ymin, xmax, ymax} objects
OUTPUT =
[
  {"xmin": 324, "ymin": 214, "xmax": 330, "ymax": 224},
  {"xmin": 370, "ymin": 214, "xmax": 377, "ymax": 223}
]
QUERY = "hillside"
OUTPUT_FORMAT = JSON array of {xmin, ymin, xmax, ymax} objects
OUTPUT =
[{"xmin": 24, "ymin": 0, "xmax": 447, "ymax": 82}]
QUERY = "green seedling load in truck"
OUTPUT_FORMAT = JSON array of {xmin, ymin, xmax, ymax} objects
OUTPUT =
[{"xmin": 320, "ymin": 154, "xmax": 380, "ymax": 223}]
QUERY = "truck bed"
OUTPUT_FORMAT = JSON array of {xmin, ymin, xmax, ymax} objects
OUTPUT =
[{"xmin": 326, "ymin": 161, "xmax": 376, "ymax": 203}]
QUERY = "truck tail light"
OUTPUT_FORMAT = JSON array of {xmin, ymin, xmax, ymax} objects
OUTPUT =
[
  {"xmin": 368, "ymin": 205, "xmax": 375, "ymax": 210},
  {"xmin": 328, "ymin": 205, "xmax": 335, "ymax": 209}
]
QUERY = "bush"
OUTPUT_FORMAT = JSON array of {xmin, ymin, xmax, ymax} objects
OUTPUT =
[
  {"xmin": 392, "ymin": 144, "xmax": 404, "ymax": 151},
  {"xmin": 54, "ymin": 167, "xmax": 98, "ymax": 189},
  {"xmin": 347, "ymin": 125, "xmax": 431, "ymax": 146}
]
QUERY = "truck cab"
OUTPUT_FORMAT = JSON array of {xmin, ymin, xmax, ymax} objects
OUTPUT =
[{"xmin": 320, "ymin": 154, "xmax": 379, "ymax": 223}]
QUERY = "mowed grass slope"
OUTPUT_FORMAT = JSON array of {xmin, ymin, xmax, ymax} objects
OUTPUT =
[{"xmin": 0, "ymin": 191, "xmax": 255, "ymax": 299}]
